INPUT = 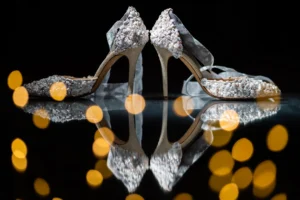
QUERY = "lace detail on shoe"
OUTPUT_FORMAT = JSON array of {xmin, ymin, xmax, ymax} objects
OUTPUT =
[
  {"xmin": 150, "ymin": 8, "xmax": 183, "ymax": 58},
  {"xmin": 23, "ymin": 75, "xmax": 96, "ymax": 97},
  {"xmin": 113, "ymin": 7, "xmax": 149, "ymax": 53},
  {"xmin": 201, "ymin": 76, "xmax": 281, "ymax": 98}
]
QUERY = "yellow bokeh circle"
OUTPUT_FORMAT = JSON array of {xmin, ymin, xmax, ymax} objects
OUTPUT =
[
  {"xmin": 209, "ymin": 150, "xmax": 235, "ymax": 176},
  {"xmin": 86, "ymin": 105, "xmax": 103, "ymax": 123},
  {"xmin": 219, "ymin": 110, "xmax": 240, "ymax": 132},
  {"xmin": 92, "ymin": 138, "xmax": 110, "ymax": 158},
  {"xmin": 49, "ymin": 82, "xmax": 67, "ymax": 101},
  {"xmin": 232, "ymin": 167, "xmax": 253, "ymax": 189},
  {"xmin": 13, "ymin": 86, "xmax": 29, "ymax": 108},
  {"xmin": 86, "ymin": 169, "xmax": 103, "ymax": 187},
  {"xmin": 11, "ymin": 138, "xmax": 27, "ymax": 158},
  {"xmin": 125, "ymin": 194, "xmax": 144, "ymax": 200},
  {"xmin": 174, "ymin": 193, "xmax": 193, "ymax": 200},
  {"xmin": 271, "ymin": 193, "xmax": 287, "ymax": 200},
  {"xmin": 33, "ymin": 109, "xmax": 50, "ymax": 129},
  {"xmin": 8, "ymin": 70, "xmax": 23, "ymax": 90},
  {"xmin": 219, "ymin": 183, "xmax": 239, "ymax": 200},
  {"xmin": 253, "ymin": 160, "xmax": 277, "ymax": 189},
  {"xmin": 231, "ymin": 138, "xmax": 254, "ymax": 162},
  {"xmin": 267, "ymin": 125, "xmax": 288, "ymax": 152},
  {"xmin": 34, "ymin": 178, "xmax": 50, "ymax": 197},
  {"xmin": 173, "ymin": 96, "xmax": 194, "ymax": 117},
  {"xmin": 12, "ymin": 154, "xmax": 27, "ymax": 172},
  {"xmin": 125, "ymin": 94, "xmax": 146, "ymax": 115}
]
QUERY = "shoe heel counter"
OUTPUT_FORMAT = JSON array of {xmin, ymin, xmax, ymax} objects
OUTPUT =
[
  {"xmin": 113, "ymin": 7, "xmax": 149, "ymax": 53},
  {"xmin": 150, "ymin": 8, "xmax": 183, "ymax": 58}
]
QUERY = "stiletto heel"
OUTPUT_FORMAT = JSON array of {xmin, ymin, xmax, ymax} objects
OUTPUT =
[
  {"xmin": 151, "ymin": 8, "xmax": 281, "ymax": 99},
  {"xmin": 125, "ymin": 46, "xmax": 144, "ymax": 95},
  {"xmin": 154, "ymin": 46, "xmax": 172, "ymax": 98},
  {"xmin": 24, "ymin": 7, "xmax": 148, "ymax": 99}
]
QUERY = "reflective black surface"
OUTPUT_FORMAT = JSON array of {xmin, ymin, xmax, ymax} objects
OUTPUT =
[{"xmin": 9, "ymin": 94, "xmax": 300, "ymax": 199}]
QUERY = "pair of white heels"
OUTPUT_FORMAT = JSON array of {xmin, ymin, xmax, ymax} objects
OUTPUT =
[{"xmin": 24, "ymin": 6, "xmax": 281, "ymax": 100}]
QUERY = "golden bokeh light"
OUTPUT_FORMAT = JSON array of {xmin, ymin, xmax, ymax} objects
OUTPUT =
[
  {"xmin": 231, "ymin": 138, "xmax": 254, "ymax": 162},
  {"xmin": 52, "ymin": 198, "xmax": 63, "ymax": 200},
  {"xmin": 92, "ymin": 138, "xmax": 110, "ymax": 158},
  {"xmin": 95, "ymin": 160, "xmax": 112, "ymax": 179},
  {"xmin": 219, "ymin": 183, "xmax": 239, "ymax": 200},
  {"xmin": 86, "ymin": 170, "xmax": 103, "ymax": 187},
  {"xmin": 219, "ymin": 110, "xmax": 240, "ymax": 132},
  {"xmin": 8, "ymin": 70, "xmax": 23, "ymax": 90},
  {"xmin": 49, "ymin": 82, "xmax": 67, "ymax": 101},
  {"xmin": 253, "ymin": 160, "xmax": 277, "ymax": 189},
  {"xmin": 13, "ymin": 86, "xmax": 29, "ymax": 108},
  {"xmin": 267, "ymin": 125, "xmax": 288, "ymax": 152},
  {"xmin": 173, "ymin": 96, "xmax": 194, "ymax": 117},
  {"xmin": 11, "ymin": 154, "xmax": 27, "ymax": 172},
  {"xmin": 232, "ymin": 167, "xmax": 253, "ymax": 189},
  {"xmin": 209, "ymin": 150, "xmax": 234, "ymax": 176},
  {"xmin": 33, "ymin": 109, "xmax": 50, "ymax": 129},
  {"xmin": 209, "ymin": 173, "xmax": 232, "ymax": 192},
  {"xmin": 11, "ymin": 138, "xmax": 27, "ymax": 158},
  {"xmin": 125, "ymin": 194, "xmax": 144, "ymax": 200},
  {"xmin": 271, "ymin": 193, "xmax": 287, "ymax": 200},
  {"xmin": 97, "ymin": 127, "xmax": 115, "ymax": 144},
  {"xmin": 253, "ymin": 179, "xmax": 276, "ymax": 199},
  {"xmin": 86, "ymin": 105, "xmax": 103, "ymax": 123},
  {"xmin": 174, "ymin": 193, "xmax": 193, "ymax": 200},
  {"xmin": 125, "ymin": 94, "xmax": 146, "ymax": 115},
  {"xmin": 208, "ymin": 129, "xmax": 233, "ymax": 148},
  {"xmin": 34, "ymin": 178, "xmax": 50, "ymax": 197}
]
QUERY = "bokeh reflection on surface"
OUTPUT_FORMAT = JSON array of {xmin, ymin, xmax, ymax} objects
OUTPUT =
[{"xmin": 9, "ymin": 78, "xmax": 300, "ymax": 199}]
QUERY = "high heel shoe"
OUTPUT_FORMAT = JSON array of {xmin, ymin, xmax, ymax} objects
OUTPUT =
[
  {"xmin": 150, "ymin": 8, "xmax": 281, "ymax": 99},
  {"xmin": 24, "ymin": 7, "xmax": 148, "ymax": 98}
]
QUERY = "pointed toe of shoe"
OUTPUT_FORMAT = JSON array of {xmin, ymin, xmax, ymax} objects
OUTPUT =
[{"xmin": 23, "ymin": 75, "xmax": 96, "ymax": 98}]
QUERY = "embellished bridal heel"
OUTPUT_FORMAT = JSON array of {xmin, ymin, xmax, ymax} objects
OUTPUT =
[
  {"xmin": 150, "ymin": 8, "xmax": 281, "ymax": 99},
  {"xmin": 24, "ymin": 7, "xmax": 148, "ymax": 98}
]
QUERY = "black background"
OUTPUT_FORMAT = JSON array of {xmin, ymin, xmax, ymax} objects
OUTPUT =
[{"xmin": 7, "ymin": 2, "xmax": 298, "ymax": 96}]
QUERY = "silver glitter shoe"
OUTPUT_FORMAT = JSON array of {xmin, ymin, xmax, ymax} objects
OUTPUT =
[
  {"xmin": 24, "ymin": 6, "xmax": 149, "ymax": 98},
  {"xmin": 150, "ymin": 8, "xmax": 281, "ymax": 99},
  {"xmin": 96, "ymin": 113, "xmax": 148, "ymax": 193},
  {"xmin": 150, "ymin": 100, "xmax": 207, "ymax": 191}
]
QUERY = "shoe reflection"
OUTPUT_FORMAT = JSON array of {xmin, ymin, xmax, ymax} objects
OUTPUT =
[
  {"xmin": 96, "ymin": 113, "xmax": 149, "ymax": 193},
  {"xmin": 22, "ymin": 99, "xmax": 94, "ymax": 123},
  {"xmin": 150, "ymin": 100, "xmax": 213, "ymax": 192},
  {"xmin": 20, "ymin": 96, "xmax": 281, "ymax": 194}
]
